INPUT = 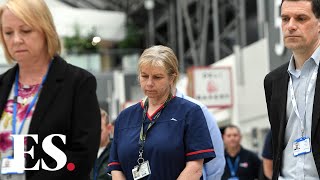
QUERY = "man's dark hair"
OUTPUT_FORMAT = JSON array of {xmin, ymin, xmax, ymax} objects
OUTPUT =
[
  {"xmin": 223, "ymin": 124, "xmax": 241, "ymax": 135},
  {"xmin": 281, "ymin": 0, "xmax": 320, "ymax": 18}
]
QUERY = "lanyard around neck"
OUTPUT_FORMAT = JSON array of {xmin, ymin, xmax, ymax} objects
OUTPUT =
[
  {"xmin": 12, "ymin": 61, "xmax": 52, "ymax": 135},
  {"xmin": 138, "ymin": 94, "xmax": 172, "ymax": 156},
  {"xmin": 288, "ymin": 65, "xmax": 318, "ymax": 137},
  {"xmin": 227, "ymin": 156, "xmax": 240, "ymax": 177},
  {"xmin": 139, "ymin": 94, "xmax": 172, "ymax": 146}
]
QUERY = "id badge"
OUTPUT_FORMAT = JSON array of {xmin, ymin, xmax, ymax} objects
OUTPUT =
[
  {"xmin": 132, "ymin": 160, "xmax": 151, "ymax": 180},
  {"xmin": 293, "ymin": 137, "xmax": 311, "ymax": 157},
  {"xmin": 228, "ymin": 177, "xmax": 239, "ymax": 180},
  {"xmin": 1, "ymin": 156, "xmax": 24, "ymax": 175}
]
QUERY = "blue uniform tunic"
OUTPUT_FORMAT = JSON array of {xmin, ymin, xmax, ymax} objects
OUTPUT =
[{"xmin": 107, "ymin": 97, "xmax": 215, "ymax": 180}]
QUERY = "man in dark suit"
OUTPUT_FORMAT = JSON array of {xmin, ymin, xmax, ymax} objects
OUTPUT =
[
  {"xmin": 90, "ymin": 109, "xmax": 113, "ymax": 180},
  {"xmin": 221, "ymin": 125, "xmax": 261, "ymax": 180},
  {"xmin": 264, "ymin": 0, "xmax": 320, "ymax": 179}
]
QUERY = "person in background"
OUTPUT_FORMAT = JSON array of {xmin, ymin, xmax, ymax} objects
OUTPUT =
[
  {"xmin": 109, "ymin": 119, "xmax": 115, "ymax": 140},
  {"xmin": 174, "ymin": 90, "xmax": 225, "ymax": 180},
  {"xmin": 107, "ymin": 45, "xmax": 215, "ymax": 180},
  {"xmin": 222, "ymin": 125, "xmax": 261, "ymax": 180},
  {"xmin": 261, "ymin": 130, "xmax": 273, "ymax": 180},
  {"xmin": 264, "ymin": 0, "xmax": 320, "ymax": 179},
  {"xmin": 90, "ymin": 108, "xmax": 113, "ymax": 180},
  {"xmin": 0, "ymin": 0, "xmax": 100, "ymax": 179}
]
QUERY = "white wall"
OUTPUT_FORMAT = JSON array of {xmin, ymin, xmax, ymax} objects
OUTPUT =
[
  {"xmin": 238, "ymin": 39, "xmax": 270, "ymax": 131},
  {"xmin": 211, "ymin": 38, "xmax": 271, "ymax": 151}
]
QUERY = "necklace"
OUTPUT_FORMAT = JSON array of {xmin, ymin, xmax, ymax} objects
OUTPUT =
[{"xmin": 18, "ymin": 83, "xmax": 40, "ymax": 106}]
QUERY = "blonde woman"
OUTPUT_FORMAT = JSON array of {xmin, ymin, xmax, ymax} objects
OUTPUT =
[{"xmin": 107, "ymin": 45, "xmax": 215, "ymax": 180}]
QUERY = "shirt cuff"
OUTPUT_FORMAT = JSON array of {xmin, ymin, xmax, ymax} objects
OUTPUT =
[
  {"xmin": 186, "ymin": 149, "xmax": 216, "ymax": 163},
  {"xmin": 106, "ymin": 162, "xmax": 122, "ymax": 174}
]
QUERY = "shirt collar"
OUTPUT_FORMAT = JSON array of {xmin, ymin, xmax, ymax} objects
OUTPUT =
[
  {"xmin": 287, "ymin": 46, "xmax": 320, "ymax": 77},
  {"xmin": 287, "ymin": 56, "xmax": 301, "ymax": 78}
]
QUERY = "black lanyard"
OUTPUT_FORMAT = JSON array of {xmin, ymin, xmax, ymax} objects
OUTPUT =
[{"xmin": 137, "ymin": 94, "xmax": 172, "ymax": 168}]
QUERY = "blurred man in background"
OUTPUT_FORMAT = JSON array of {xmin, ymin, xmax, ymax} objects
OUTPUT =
[
  {"xmin": 261, "ymin": 130, "xmax": 273, "ymax": 179},
  {"xmin": 90, "ymin": 109, "xmax": 113, "ymax": 180},
  {"xmin": 222, "ymin": 125, "xmax": 261, "ymax": 180}
]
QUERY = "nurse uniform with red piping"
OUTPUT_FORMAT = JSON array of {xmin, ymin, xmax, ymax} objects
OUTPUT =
[{"xmin": 107, "ymin": 96, "xmax": 215, "ymax": 180}]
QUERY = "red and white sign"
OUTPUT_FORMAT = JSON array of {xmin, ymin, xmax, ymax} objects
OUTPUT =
[{"xmin": 191, "ymin": 66, "xmax": 233, "ymax": 108}]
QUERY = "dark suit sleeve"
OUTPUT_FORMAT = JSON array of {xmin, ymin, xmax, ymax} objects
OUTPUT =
[
  {"xmin": 264, "ymin": 74, "xmax": 273, "ymax": 123},
  {"xmin": 262, "ymin": 130, "xmax": 273, "ymax": 159},
  {"xmin": 253, "ymin": 154, "xmax": 262, "ymax": 179},
  {"xmin": 30, "ymin": 75, "xmax": 101, "ymax": 180}
]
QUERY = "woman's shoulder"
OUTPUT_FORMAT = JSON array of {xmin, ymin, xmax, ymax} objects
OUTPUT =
[
  {"xmin": 118, "ymin": 101, "xmax": 143, "ymax": 116},
  {"xmin": 60, "ymin": 56, "xmax": 93, "ymax": 76},
  {"xmin": 115, "ymin": 102, "xmax": 142, "ymax": 126},
  {"xmin": 0, "ymin": 64, "xmax": 17, "ymax": 85},
  {"xmin": 170, "ymin": 97, "xmax": 203, "ymax": 113},
  {"xmin": 172, "ymin": 96, "xmax": 201, "ymax": 109},
  {"xmin": 53, "ymin": 55, "xmax": 95, "ymax": 81}
]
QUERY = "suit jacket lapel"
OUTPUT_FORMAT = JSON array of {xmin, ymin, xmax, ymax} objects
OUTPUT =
[
  {"xmin": 311, "ymin": 66, "xmax": 320, "ymax": 139},
  {"xmin": 0, "ymin": 65, "xmax": 17, "ymax": 117},
  {"xmin": 28, "ymin": 56, "xmax": 66, "ymax": 134},
  {"xmin": 274, "ymin": 69, "xmax": 290, "ymax": 151}
]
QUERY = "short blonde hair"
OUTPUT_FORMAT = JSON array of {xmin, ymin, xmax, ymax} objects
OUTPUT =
[
  {"xmin": 138, "ymin": 45, "xmax": 179, "ymax": 86},
  {"xmin": 100, "ymin": 108, "xmax": 109, "ymax": 125},
  {"xmin": 0, "ymin": 0, "xmax": 61, "ymax": 63}
]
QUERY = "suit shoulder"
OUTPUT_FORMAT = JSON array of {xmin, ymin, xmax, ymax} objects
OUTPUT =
[
  {"xmin": 0, "ymin": 65, "xmax": 16, "ymax": 84},
  {"xmin": 0, "ymin": 67, "xmax": 12, "ymax": 79},
  {"xmin": 66, "ymin": 63, "xmax": 95, "ymax": 80},
  {"xmin": 55, "ymin": 56, "xmax": 95, "ymax": 80},
  {"xmin": 265, "ymin": 62, "xmax": 289, "ymax": 81}
]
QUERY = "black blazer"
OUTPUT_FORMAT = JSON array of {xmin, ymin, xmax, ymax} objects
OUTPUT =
[
  {"xmin": 89, "ymin": 142, "xmax": 112, "ymax": 180},
  {"xmin": 0, "ymin": 56, "xmax": 101, "ymax": 180},
  {"xmin": 264, "ymin": 62, "xmax": 320, "ymax": 179}
]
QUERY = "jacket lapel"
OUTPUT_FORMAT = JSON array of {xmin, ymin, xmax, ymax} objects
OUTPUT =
[
  {"xmin": 0, "ymin": 65, "xmax": 17, "ymax": 117},
  {"xmin": 311, "ymin": 66, "xmax": 320, "ymax": 139},
  {"xmin": 27, "ymin": 56, "xmax": 66, "ymax": 134},
  {"xmin": 274, "ymin": 69, "xmax": 290, "ymax": 151}
]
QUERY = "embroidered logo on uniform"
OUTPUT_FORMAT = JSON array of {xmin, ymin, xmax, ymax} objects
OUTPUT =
[
  {"xmin": 170, "ymin": 118, "xmax": 177, "ymax": 121},
  {"xmin": 239, "ymin": 162, "xmax": 248, "ymax": 168}
]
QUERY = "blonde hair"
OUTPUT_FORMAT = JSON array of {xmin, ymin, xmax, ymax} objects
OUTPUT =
[
  {"xmin": 100, "ymin": 108, "xmax": 109, "ymax": 125},
  {"xmin": 138, "ymin": 45, "xmax": 179, "ymax": 86},
  {"xmin": 0, "ymin": 0, "xmax": 61, "ymax": 63}
]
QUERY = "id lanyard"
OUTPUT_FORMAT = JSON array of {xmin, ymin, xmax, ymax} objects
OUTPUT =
[
  {"xmin": 137, "ymin": 94, "xmax": 172, "ymax": 170},
  {"xmin": 93, "ymin": 159, "xmax": 98, "ymax": 180},
  {"xmin": 288, "ymin": 65, "xmax": 318, "ymax": 137},
  {"xmin": 12, "ymin": 61, "xmax": 52, "ymax": 135},
  {"xmin": 226, "ymin": 156, "xmax": 240, "ymax": 177}
]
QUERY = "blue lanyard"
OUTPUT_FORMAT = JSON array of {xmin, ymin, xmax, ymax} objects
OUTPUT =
[
  {"xmin": 226, "ymin": 156, "xmax": 240, "ymax": 177},
  {"xmin": 12, "ymin": 61, "xmax": 52, "ymax": 135},
  {"xmin": 93, "ymin": 159, "xmax": 98, "ymax": 180}
]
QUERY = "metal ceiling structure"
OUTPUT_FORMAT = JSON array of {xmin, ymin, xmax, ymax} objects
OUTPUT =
[
  {"xmin": 59, "ymin": 0, "xmax": 262, "ymax": 72},
  {"xmin": 60, "ymin": 0, "xmax": 145, "ymax": 14}
]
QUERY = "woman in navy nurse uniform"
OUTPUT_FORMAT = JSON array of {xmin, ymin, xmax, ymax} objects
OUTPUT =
[{"xmin": 107, "ymin": 45, "xmax": 215, "ymax": 180}]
